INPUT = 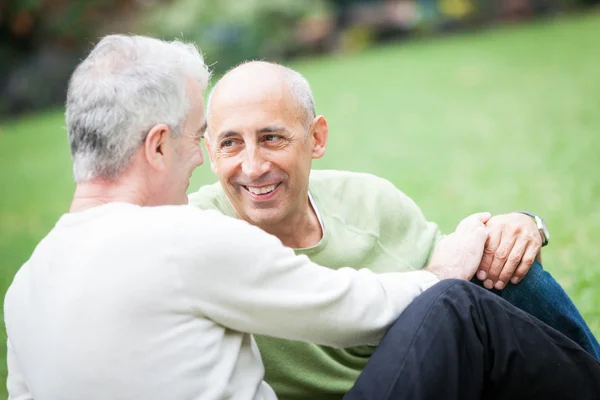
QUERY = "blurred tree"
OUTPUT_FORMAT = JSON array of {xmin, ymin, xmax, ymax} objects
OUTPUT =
[
  {"xmin": 0, "ymin": 0, "xmax": 153, "ymax": 116},
  {"xmin": 0, "ymin": 0, "xmax": 596, "ymax": 117},
  {"xmin": 137, "ymin": 0, "xmax": 329, "ymax": 73}
]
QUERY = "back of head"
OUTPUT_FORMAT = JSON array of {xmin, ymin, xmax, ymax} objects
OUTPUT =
[{"xmin": 66, "ymin": 35, "xmax": 211, "ymax": 182}]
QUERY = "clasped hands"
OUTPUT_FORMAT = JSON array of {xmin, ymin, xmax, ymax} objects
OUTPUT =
[{"xmin": 426, "ymin": 212, "xmax": 543, "ymax": 289}]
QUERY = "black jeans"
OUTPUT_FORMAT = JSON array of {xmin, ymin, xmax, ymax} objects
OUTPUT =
[
  {"xmin": 344, "ymin": 280, "xmax": 600, "ymax": 400},
  {"xmin": 471, "ymin": 260, "xmax": 600, "ymax": 360}
]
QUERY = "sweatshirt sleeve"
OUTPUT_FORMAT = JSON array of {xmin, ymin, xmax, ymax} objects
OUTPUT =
[
  {"xmin": 373, "ymin": 176, "xmax": 444, "ymax": 269},
  {"xmin": 175, "ymin": 210, "xmax": 439, "ymax": 348},
  {"xmin": 7, "ymin": 339, "xmax": 33, "ymax": 400}
]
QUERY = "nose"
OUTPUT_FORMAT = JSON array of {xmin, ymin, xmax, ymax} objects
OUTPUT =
[{"xmin": 241, "ymin": 145, "xmax": 269, "ymax": 180}]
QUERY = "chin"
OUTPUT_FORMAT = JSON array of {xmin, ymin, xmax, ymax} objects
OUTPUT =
[{"xmin": 246, "ymin": 211, "xmax": 284, "ymax": 227}]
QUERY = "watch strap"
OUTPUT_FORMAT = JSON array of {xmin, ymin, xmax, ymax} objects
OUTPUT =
[{"xmin": 516, "ymin": 211, "xmax": 549, "ymax": 247}]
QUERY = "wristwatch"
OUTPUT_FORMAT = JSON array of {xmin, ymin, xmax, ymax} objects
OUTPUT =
[{"xmin": 518, "ymin": 211, "xmax": 550, "ymax": 247}]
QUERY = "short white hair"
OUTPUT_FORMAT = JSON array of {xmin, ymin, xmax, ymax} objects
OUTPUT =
[{"xmin": 66, "ymin": 34, "xmax": 211, "ymax": 182}]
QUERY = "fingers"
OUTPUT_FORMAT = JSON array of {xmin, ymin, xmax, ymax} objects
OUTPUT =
[
  {"xmin": 474, "ymin": 212, "xmax": 492, "ymax": 224},
  {"xmin": 477, "ymin": 229, "xmax": 501, "ymax": 281},
  {"xmin": 484, "ymin": 230, "xmax": 517, "ymax": 289},
  {"xmin": 470, "ymin": 225, "xmax": 489, "ymax": 275},
  {"xmin": 457, "ymin": 212, "xmax": 491, "ymax": 233},
  {"xmin": 473, "ymin": 225, "xmax": 489, "ymax": 247},
  {"xmin": 495, "ymin": 237, "xmax": 528, "ymax": 289},
  {"xmin": 510, "ymin": 244, "xmax": 539, "ymax": 284},
  {"xmin": 454, "ymin": 225, "xmax": 489, "ymax": 281}
]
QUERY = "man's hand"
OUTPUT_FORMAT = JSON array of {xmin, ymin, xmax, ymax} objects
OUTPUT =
[
  {"xmin": 476, "ymin": 212, "xmax": 542, "ymax": 290},
  {"xmin": 425, "ymin": 212, "xmax": 490, "ymax": 281}
]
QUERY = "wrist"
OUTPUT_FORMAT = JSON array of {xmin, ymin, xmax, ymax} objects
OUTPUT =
[
  {"xmin": 516, "ymin": 211, "xmax": 550, "ymax": 247},
  {"xmin": 424, "ymin": 263, "xmax": 466, "ymax": 281}
]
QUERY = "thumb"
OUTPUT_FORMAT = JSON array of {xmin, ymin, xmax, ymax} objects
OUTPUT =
[
  {"xmin": 473, "ymin": 212, "xmax": 492, "ymax": 224},
  {"xmin": 457, "ymin": 212, "xmax": 491, "ymax": 233}
]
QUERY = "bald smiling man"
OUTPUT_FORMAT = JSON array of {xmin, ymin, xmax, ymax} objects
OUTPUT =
[{"xmin": 190, "ymin": 61, "xmax": 600, "ymax": 400}]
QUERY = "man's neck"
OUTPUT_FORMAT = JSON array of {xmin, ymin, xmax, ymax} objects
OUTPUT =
[
  {"xmin": 259, "ymin": 195, "xmax": 322, "ymax": 249},
  {"xmin": 70, "ymin": 177, "xmax": 149, "ymax": 213}
]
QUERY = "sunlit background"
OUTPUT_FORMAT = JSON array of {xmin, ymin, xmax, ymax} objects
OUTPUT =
[{"xmin": 1, "ymin": 1, "xmax": 600, "ymax": 395}]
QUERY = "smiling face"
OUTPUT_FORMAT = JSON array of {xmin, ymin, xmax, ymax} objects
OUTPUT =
[{"xmin": 206, "ymin": 63, "xmax": 327, "ymax": 229}]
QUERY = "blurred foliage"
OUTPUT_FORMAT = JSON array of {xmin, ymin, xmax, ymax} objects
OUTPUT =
[
  {"xmin": 1, "ymin": 0, "xmax": 598, "ymax": 116},
  {"xmin": 0, "ymin": 0, "xmax": 148, "ymax": 115},
  {"xmin": 0, "ymin": 0, "xmax": 141, "ymax": 46},
  {"xmin": 137, "ymin": 0, "xmax": 330, "ymax": 71}
]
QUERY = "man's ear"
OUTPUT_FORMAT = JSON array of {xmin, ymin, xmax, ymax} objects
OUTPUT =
[
  {"xmin": 144, "ymin": 124, "xmax": 171, "ymax": 171},
  {"xmin": 204, "ymin": 134, "xmax": 218, "ymax": 174},
  {"xmin": 310, "ymin": 115, "xmax": 328, "ymax": 160}
]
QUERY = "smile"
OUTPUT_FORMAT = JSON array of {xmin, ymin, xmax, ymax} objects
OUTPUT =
[{"xmin": 243, "ymin": 183, "xmax": 281, "ymax": 196}]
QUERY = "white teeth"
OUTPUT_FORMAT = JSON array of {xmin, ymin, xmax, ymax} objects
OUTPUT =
[{"xmin": 247, "ymin": 184, "xmax": 277, "ymax": 195}]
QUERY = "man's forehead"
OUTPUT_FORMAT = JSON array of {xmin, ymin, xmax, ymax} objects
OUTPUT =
[
  {"xmin": 211, "ymin": 79, "xmax": 287, "ymax": 111},
  {"xmin": 208, "ymin": 106, "xmax": 289, "ymax": 137},
  {"xmin": 207, "ymin": 64, "xmax": 305, "ymax": 134},
  {"xmin": 209, "ymin": 84, "xmax": 297, "ymax": 128}
]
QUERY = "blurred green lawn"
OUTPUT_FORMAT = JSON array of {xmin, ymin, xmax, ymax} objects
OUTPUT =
[{"xmin": 1, "ymin": 12, "xmax": 599, "ymax": 396}]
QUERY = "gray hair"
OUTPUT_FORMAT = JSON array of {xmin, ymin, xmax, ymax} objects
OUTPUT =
[
  {"xmin": 66, "ymin": 34, "xmax": 211, "ymax": 182},
  {"xmin": 283, "ymin": 67, "xmax": 316, "ymax": 131},
  {"xmin": 207, "ymin": 61, "xmax": 315, "ymax": 133}
]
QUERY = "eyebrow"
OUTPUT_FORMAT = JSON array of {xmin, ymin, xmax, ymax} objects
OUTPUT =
[
  {"xmin": 216, "ymin": 130, "xmax": 239, "ymax": 142},
  {"xmin": 257, "ymin": 126, "xmax": 287, "ymax": 134},
  {"xmin": 215, "ymin": 126, "xmax": 288, "ymax": 142}
]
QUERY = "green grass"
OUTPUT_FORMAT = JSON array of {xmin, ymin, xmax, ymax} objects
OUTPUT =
[{"xmin": 1, "ymin": 12, "xmax": 600, "ymax": 395}]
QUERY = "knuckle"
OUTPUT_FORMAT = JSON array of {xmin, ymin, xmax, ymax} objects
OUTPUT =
[
  {"xmin": 483, "ymin": 247, "xmax": 496, "ymax": 256},
  {"xmin": 495, "ymin": 249, "xmax": 508, "ymax": 260},
  {"xmin": 522, "ymin": 255, "xmax": 535, "ymax": 265},
  {"xmin": 508, "ymin": 254, "xmax": 522, "ymax": 265}
]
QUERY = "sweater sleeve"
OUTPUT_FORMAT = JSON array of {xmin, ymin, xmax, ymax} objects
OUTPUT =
[
  {"xmin": 174, "ymin": 210, "xmax": 439, "ymax": 349},
  {"xmin": 7, "ymin": 339, "xmax": 33, "ymax": 400},
  {"xmin": 373, "ymin": 177, "xmax": 444, "ymax": 269}
]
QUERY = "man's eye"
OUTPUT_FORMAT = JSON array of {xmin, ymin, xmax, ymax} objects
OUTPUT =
[
  {"xmin": 264, "ymin": 134, "xmax": 280, "ymax": 142},
  {"xmin": 220, "ymin": 139, "xmax": 236, "ymax": 149}
]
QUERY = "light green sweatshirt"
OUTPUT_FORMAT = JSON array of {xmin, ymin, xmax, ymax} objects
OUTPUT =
[{"xmin": 188, "ymin": 169, "xmax": 442, "ymax": 400}]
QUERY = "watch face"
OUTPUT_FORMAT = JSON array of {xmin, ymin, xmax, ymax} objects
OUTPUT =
[{"xmin": 537, "ymin": 216, "xmax": 549, "ymax": 244}]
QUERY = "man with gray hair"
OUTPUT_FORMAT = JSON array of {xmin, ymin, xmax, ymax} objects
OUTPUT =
[{"xmin": 5, "ymin": 35, "xmax": 600, "ymax": 400}]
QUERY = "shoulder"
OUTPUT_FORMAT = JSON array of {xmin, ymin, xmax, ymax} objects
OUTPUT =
[
  {"xmin": 309, "ymin": 169, "xmax": 418, "ymax": 216},
  {"xmin": 187, "ymin": 181, "xmax": 231, "ymax": 214},
  {"xmin": 153, "ymin": 205, "xmax": 280, "ymax": 250},
  {"xmin": 122, "ymin": 205, "xmax": 227, "ymax": 247},
  {"xmin": 147, "ymin": 204, "xmax": 230, "ymax": 233}
]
